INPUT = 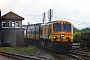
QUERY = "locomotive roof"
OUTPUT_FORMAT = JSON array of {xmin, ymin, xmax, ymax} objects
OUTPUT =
[
  {"xmin": 41, "ymin": 22, "xmax": 52, "ymax": 25},
  {"xmin": 27, "ymin": 23, "xmax": 42, "ymax": 26},
  {"xmin": 27, "ymin": 20, "xmax": 72, "ymax": 26}
]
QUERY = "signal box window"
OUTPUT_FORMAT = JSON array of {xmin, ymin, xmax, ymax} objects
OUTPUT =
[
  {"xmin": 2, "ymin": 21, "xmax": 10, "ymax": 27},
  {"xmin": 16, "ymin": 21, "xmax": 20, "ymax": 27},
  {"xmin": 12, "ymin": 21, "xmax": 15, "ymax": 27}
]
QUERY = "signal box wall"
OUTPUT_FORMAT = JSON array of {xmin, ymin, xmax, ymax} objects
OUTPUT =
[{"xmin": 0, "ymin": 29, "xmax": 24, "ymax": 47}]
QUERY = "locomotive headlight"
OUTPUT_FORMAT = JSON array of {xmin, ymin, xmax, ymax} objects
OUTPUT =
[
  {"xmin": 61, "ymin": 34, "xmax": 64, "ymax": 37},
  {"xmin": 53, "ymin": 36, "xmax": 56, "ymax": 39},
  {"xmin": 53, "ymin": 36, "xmax": 57, "ymax": 40}
]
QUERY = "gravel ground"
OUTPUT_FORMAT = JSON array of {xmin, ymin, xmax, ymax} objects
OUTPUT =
[
  {"xmin": 34, "ymin": 49, "xmax": 90, "ymax": 60},
  {"xmin": 35, "ymin": 49, "xmax": 55, "ymax": 60},
  {"xmin": 60, "ymin": 55, "xmax": 78, "ymax": 60},
  {"xmin": 0, "ymin": 55, "xmax": 17, "ymax": 60}
]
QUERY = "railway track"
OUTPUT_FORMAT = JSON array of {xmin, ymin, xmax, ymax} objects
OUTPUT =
[
  {"xmin": 0, "ymin": 52, "xmax": 39, "ymax": 60},
  {"xmin": 68, "ymin": 48, "xmax": 90, "ymax": 60},
  {"xmin": 0, "ymin": 49, "xmax": 65, "ymax": 60}
]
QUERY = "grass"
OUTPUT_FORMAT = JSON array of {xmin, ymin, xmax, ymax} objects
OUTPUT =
[{"xmin": 0, "ymin": 46, "xmax": 38, "ymax": 56}]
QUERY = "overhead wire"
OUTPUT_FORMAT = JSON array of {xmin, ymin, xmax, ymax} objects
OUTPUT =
[
  {"xmin": 53, "ymin": 15, "xmax": 90, "ymax": 26},
  {"xmin": 22, "ymin": 14, "xmax": 41, "ymax": 16},
  {"xmin": 22, "ymin": 14, "xmax": 90, "ymax": 28}
]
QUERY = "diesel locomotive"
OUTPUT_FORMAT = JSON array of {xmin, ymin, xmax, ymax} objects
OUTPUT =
[{"xmin": 25, "ymin": 20, "xmax": 73, "ymax": 53}]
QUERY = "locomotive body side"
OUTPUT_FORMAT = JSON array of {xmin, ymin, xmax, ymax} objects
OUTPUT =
[
  {"xmin": 27, "ymin": 24, "xmax": 41, "ymax": 40},
  {"xmin": 40, "ymin": 23, "xmax": 52, "ymax": 39},
  {"xmin": 27, "ymin": 24, "xmax": 35, "ymax": 39}
]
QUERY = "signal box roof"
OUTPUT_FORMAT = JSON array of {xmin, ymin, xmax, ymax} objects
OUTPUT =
[{"xmin": 2, "ymin": 11, "xmax": 24, "ymax": 20}]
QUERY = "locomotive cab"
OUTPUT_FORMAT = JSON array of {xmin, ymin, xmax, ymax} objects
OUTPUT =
[
  {"xmin": 51, "ymin": 20, "xmax": 73, "ymax": 42},
  {"xmin": 49, "ymin": 20, "xmax": 73, "ymax": 53}
]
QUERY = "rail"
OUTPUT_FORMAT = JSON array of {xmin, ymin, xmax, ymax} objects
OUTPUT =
[
  {"xmin": 0, "ymin": 52, "xmax": 39, "ymax": 60},
  {"xmin": 68, "ymin": 48, "xmax": 90, "ymax": 60}
]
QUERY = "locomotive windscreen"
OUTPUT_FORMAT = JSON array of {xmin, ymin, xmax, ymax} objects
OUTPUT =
[
  {"xmin": 63, "ymin": 24, "xmax": 71, "ymax": 32},
  {"xmin": 53, "ymin": 23, "xmax": 62, "ymax": 32}
]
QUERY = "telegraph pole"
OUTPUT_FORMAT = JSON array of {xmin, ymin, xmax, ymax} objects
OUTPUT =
[
  {"xmin": 42, "ymin": 12, "xmax": 45, "ymax": 24},
  {"xmin": 0, "ymin": 9, "xmax": 2, "ymax": 29},
  {"xmin": 0, "ymin": 9, "xmax": 1, "ymax": 19},
  {"xmin": 47, "ymin": 9, "xmax": 53, "ymax": 38},
  {"xmin": 48, "ymin": 9, "xmax": 53, "ymax": 22}
]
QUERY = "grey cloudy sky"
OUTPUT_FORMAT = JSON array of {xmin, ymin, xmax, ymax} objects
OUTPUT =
[{"xmin": 0, "ymin": 0, "xmax": 90, "ymax": 29}]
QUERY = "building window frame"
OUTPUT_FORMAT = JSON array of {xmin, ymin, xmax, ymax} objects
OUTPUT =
[
  {"xmin": 12, "ymin": 21, "xmax": 15, "ymax": 28},
  {"xmin": 2, "ymin": 21, "xmax": 10, "ymax": 28},
  {"xmin": 15, "ymin": 21, "xmax": 20, "ymax": 27}
]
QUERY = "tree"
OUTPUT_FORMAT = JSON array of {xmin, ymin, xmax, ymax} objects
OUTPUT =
[
  {"xmin": 73, "ymin": 27, "xmax": 90, "ymax": 42},
  {"xmin": 80, "ymin": 27, "xmax": 90, "ymax": 32},
  {"xmin": 73, "ymin": 32, "xmax": 81, "ymax": 42},
  {"xmin": 73, "ymin": 27, "xmax": 80, "ymax": 34}
]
